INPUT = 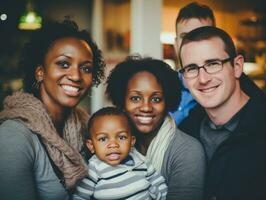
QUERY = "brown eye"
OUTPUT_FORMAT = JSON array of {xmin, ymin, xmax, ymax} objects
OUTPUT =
[
  {"xmin": 118, "ymin": 135, "xmax": 127, "ymax": 140},
  {"xmin": 80, "ymin": 65, "xmax": 92, "ymax": 73},
  {"xmin": 98, "ymin": 136, "xmax": 107, "ymax": 142},
  {"xmin": 151, "ymin": 96, "xmax": 162, "ymax": 103},
  {"xmin": 130, "ymin": 96, "xmax": 141, "ymax": 102},
  {"xmin": 56, "ymin": 60, "xmax": 69, "ymax": 68}
]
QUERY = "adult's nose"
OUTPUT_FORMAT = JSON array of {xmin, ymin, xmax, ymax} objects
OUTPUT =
[
  {"xmin": 68, "ymin": 66, "xmax": 81, "ymax": 82},
  {"xmin": 198, "ymin": 67, "xmax": 212, "ymax": 84},
  {"xmin": 140, "ymin": 99, "xmax": 152, "ymax": 112}
]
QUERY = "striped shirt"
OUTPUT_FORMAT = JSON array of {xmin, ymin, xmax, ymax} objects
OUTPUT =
[{"xmin": 73, "ymin": 148, "xmax": 167, "ymax": 200}]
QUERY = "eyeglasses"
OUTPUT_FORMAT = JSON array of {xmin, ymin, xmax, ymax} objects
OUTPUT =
[{"xmin": 179, "ymin": 57, "xmax": 233, "ymax": 79}]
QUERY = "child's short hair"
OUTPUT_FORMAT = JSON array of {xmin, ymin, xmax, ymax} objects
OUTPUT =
[{"xmin": 84, "ymin": 106, "xmax": 135, "ymax": 140}]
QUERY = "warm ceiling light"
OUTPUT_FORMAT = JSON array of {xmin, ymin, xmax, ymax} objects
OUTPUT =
[{"xmin": 18, "ymin": 1, "xmax": 42, "ymax": 30}]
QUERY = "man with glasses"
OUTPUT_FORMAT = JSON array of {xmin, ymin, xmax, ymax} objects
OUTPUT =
[
  {"xmin": 171, "ymin": 2, "xmax": 262, "ymax": 125},
  {"xmin": 179, "ymin": 26, "xmax": 266, "ymax": 200},
  {"xmin": 179, "ymin": 57, "xmax": 233, "ymax": 79}
]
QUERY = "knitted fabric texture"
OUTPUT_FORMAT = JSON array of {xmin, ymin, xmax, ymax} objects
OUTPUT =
[
  {"xmin": 0, "ymin": 92, "xmax": 89, "ymax": 189},
  {"xmin": 146, "ymin": 115, "xmax": 176, "ymax": 172}
]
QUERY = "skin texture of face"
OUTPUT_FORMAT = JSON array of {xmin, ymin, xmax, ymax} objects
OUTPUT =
[
  {"xmin": 175, "ymin": 18, "xmax": 214, "ymax": 57},
  {"xmin": 35, "ymin": 37, "xmax": 93, "ymax": 118},
  {"xmin": 125, "ymin": 71, "xmax": 166, "ymax": 135},
  {"xmin": 180, "ymin": 37, "xmax": 247, "ymax": 124},
  {"xmin": 86, "ymin": 115, "xmax": 136, "ymax": 166}
]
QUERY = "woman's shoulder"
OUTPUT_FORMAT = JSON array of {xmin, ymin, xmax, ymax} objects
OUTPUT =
[
  {"xmin": 1, "ymin": 119, "xmax": 36, "ymax": 139},
  {"xmin": 166, "ymin": 128, "xmax": 205, "ymax": 158},
  {"xmin": 173, "ymin": 128, "xmax": 202, "ymax": 146},
  {"xmin": 0, "ymin": 120, "xmax": 39, "ymax": 153},
  {"xmin": 162, "ymin": 128, "xmax": 206, "ymax": 177}
]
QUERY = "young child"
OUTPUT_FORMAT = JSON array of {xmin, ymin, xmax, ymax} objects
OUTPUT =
[{"xmin": 73, "ymin": 106, "xmax": 167, "ymax": 200}]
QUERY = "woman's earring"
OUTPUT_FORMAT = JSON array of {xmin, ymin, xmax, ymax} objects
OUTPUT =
[
  {"xmin": 32, "ymin": 80, "xmax": 41, "ymax": 90},
  {"xmin": 34, "ymin": 66, "xmax": 44, "ymax": 90}
]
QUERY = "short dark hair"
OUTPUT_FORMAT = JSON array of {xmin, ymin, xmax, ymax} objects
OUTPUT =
[
  {"xmin": 85, "ymin": 106, "xmax": 134, "ymax": 140},
  {"xmin": 176, "ymin": 2, "xmax": 215, "ymax": 33},
  {"xmin": 179, "ymin": 26, "xmax": 237, "ymax": 68},
  {"xmin": 21, "ymin": 19, "xmax": 105, "ymax": 97},
  {"xmin": 106, "ymin": 55, "xmax": 181, "ymax": 112}
]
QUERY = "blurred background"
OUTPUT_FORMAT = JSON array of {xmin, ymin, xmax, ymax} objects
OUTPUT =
[{"xmin": 1, "ymin": 0, "xmax": 266, "ymax": 113}]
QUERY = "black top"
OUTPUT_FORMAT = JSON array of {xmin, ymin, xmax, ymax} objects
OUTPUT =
[{"xmin": 179, "ymin": 73, "xmax": 266, "ymax": 200}]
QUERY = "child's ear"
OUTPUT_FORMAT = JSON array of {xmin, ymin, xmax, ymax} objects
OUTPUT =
[
  {"xmin": 131, "ymin": 136, "xmax": 136, "ymax": 147},
  {"xmin": 86, "ymin": 139, "xmax": 95, "ymax": 154}
]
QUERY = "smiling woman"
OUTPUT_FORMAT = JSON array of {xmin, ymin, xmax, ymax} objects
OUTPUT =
[
  {"xmin": 36, "ymin": 37, "xmax": 94, "ymax": 112},
  {"xmin": 106, "ymin": 55, "xmax": 206, "ymax": 200},
  {"xmin": 125, "ymin": 71, "xmax": 166, "ymax": 135},
  {"xmin": 0, "ymin": 19, "xmax": 105, "ymax": 200}
]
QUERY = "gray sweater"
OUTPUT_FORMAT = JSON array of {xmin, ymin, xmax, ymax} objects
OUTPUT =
[
  {"xmin": 161, "ymin": 129, "xmax": 206, "ymax": 200},
  {"xmin": 74, "ymin": 148, "xmax": 167, "ymax": 200},
  {"xmin": 0, "ymin": 120, "xmax": 68, "ymax": 200}
]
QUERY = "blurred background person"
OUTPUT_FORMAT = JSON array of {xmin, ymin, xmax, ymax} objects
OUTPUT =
[{"xmin": 170, "ymin": 2, "xmax": 216, "ymax": 125}]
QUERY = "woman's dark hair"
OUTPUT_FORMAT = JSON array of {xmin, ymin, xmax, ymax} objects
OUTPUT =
[
  {"xmin": 106, "ymin": 55, "xmax": 181, "ymax": 112},
  {"xmin": 84, "ymin": 106, "xmax": 135, "ymax": 140},
  {"xmin": 21, "ymin": 19, "xmax": 105, "ymax": 97}
]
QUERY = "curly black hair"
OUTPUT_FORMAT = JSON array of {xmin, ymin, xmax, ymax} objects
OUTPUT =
[
  {"xmin": 21, "ymin": 19, "xmax": 105, "ymax": 97},
  {"xmin": 84, "ymin": 106, "xmax": 135, "ymax": 140},
  {"xmin": 106, "ymin": 55, "xmax": 182, "ymax": 112}
]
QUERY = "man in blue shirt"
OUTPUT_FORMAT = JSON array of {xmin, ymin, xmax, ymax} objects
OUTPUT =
[{"xmin": 170, "ymin": 2, "xmax": 216, "ymax": 124}]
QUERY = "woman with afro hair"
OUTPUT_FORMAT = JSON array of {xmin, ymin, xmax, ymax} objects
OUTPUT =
[{"xmin": 106, "ymin": 55, "xmax": 205, "ymax": 200}]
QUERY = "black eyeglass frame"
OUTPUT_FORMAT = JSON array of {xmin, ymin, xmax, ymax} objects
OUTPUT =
[{"xmin": 179, "ymin": 57, "xmax": 234, "ymax": 78}]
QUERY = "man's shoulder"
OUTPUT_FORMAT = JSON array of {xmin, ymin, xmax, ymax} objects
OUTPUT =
[
  {"xmin": 239, "ymin": 93, "xmax": 266, "ymax": 133},
  {"xmin": 178, "ymin": 105, "xmax": 205, "ymax": 136}
]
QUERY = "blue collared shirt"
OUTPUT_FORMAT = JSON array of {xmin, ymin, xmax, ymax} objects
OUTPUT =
[{"xmin": 170, "ymin": 73, "xmax": 197, "ymax": 125}]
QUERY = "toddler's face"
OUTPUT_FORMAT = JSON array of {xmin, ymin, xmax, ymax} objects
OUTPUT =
[{"xmin": 86, "ymin": 114, "xmax": 135, "ymax": 166}]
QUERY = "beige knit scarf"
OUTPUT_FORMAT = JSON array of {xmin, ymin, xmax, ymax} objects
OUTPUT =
[
  {"xmin": 0, "ymin": 92, "xmax": 88, "ymax": 189},
  {"xmin": 146, "ymin": 115, "xmax": 176, "ymax": 172}
]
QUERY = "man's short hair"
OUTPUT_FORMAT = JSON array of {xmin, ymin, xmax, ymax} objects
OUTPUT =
[
  {"xmin": 179, "ymin": 26, "xmax": 237, "ymax": 67},
  {"xmin": 175, "ymin": 2, "xmax": 216, "ymax": 32}
]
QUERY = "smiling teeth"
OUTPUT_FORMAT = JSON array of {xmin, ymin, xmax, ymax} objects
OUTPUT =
[
  {"xmin": 137, "ymin": 116, "xmax": 153, "ymax": 124},
  {"xmin": 62, "ymin": 85, "xmax": 79, "ymax": 92},
  {"xmin": 201, "ymin": 87, "xmax": 216, "ymax": 93}
]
